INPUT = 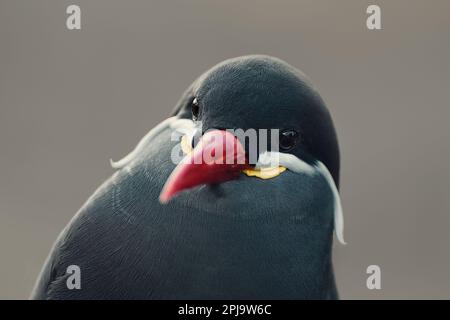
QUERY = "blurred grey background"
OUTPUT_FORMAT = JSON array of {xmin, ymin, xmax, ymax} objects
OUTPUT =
[{"xmin": 0, "ymin": 0, "xmax": 449, "ymax": 299}]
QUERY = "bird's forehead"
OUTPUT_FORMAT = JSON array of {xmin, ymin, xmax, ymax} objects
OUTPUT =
[
  {"xmin": 193, "ymin": 57, "xmax": 318, "ymax": 129},
  {"xmin": 195, "ymin": 57, "xmax": 309, "ymax": 98}
]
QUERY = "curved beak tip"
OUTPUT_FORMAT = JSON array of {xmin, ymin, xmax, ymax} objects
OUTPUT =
[
  {"xmin": 158, "ymin": 193, "xmax": 170, "ymax": 204},
  {"xmin": 158, "ymin": 189, "xmax": 172, "ymax": 204}
]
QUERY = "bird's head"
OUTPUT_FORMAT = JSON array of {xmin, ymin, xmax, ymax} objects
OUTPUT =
[{"xmin": 159, "ymin": 55, "xmax": 344, "ymax": 243}]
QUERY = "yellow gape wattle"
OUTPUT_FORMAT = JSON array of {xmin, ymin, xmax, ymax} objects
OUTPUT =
[
  {"xmin": 180, "ymin": 135, "xmax": 286, "ymax": 179},
  {"xmin": 242, "ymin": 166, "xmax": 286, "ymax": 179}
]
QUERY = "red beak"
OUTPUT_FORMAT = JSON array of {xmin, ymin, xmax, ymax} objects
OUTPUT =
[{"xmin": 159, "ymin": 130, "xmax": 250, "ymax": 203}]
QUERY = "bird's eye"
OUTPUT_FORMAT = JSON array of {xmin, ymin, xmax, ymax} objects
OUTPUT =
[
  {"xmin": 279, "ymin": 129, "xmax": 299, "ymax": 151},
  {"xmin": 191, "ymin": 98, "xmax": 200, "ymax": 120}
]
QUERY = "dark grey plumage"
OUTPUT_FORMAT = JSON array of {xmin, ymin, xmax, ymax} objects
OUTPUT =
[{"xmin": 32, "ymin": 55, "xmax": 341, "ymax": 299}]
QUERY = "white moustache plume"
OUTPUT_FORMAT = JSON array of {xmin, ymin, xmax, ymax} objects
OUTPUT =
[
  {"xmin": 256, "ymin": 151, "xmax": 346, "ymax": 245},
  {"xmin": 110, "ymin": 117, "xmax": 195, "ymax": 169}
]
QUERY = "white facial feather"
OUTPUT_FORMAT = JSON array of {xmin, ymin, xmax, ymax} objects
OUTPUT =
[
  {"xmin": 110, "ymin": 117, "xmax": 195, "ymax": 169},
  {"xmin": 256, "ymin": 151, "xmax": 345, "ymax": 245}
]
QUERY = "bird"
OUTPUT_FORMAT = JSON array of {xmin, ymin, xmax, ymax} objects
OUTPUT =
[{"xmin": 31, "ymin": 55, "xmax": 344, "ymax": 300}]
